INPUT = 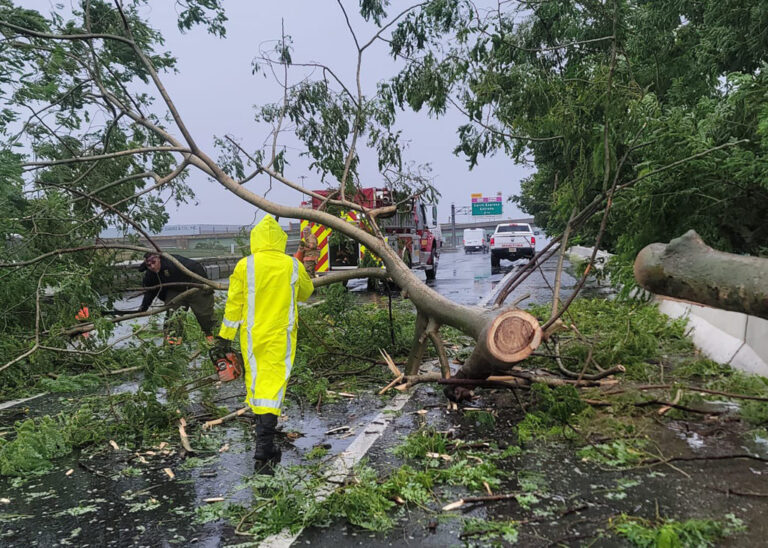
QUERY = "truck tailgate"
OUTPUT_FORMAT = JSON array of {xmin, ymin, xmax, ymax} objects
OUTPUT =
[{"xmin": 494, "ymin": 234, "xmax": 532, "ymax": 248}]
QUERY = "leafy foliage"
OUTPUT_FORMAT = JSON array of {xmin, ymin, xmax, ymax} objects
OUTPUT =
[
  {"xmin": 387, "ymin": 0, "xmax": 768, "ymax": 282},
  {"xmin": 0, "ymin": 0, "xmax": 208, "ymax": 387},
  {"xmin": 290, "ymin": 285, "xmax": 417, "ymax": 402},
  {"xmin": 613, "ymin": 513, "xmax": 746, "ymax": 548},
  {"xmin": 527, "ymin": 298, "xmax": 692, "ymax": 379},
  {"xmin": 461, "ymin": 517, "xmax": 519, "ymax": 544}
]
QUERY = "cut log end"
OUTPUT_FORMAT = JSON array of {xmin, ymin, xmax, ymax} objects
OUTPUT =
[{"xmin": 485, "ymin": 309, "xmax": 542, "ymax": 364}]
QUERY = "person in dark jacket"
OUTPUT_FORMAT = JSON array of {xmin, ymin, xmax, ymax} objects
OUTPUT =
[{"xmin": 138, "ymin": 252, "xmax": 216, "ymax": 344}]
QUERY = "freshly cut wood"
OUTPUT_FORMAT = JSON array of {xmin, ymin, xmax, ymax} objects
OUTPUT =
[
  {"xmin": 203, "ymin": 407, "xmax": 248, "ymax": 430},
  {"xmin": 177, "ymin": 418, "xmax": 194, "ymax": 453},
  {"xmin": 634, "ymin": 230, "xmax": 768, "ymax": 320},
  {"xmin": 452, "ymin": 308, "xmax": 542, "ymax": 383}
]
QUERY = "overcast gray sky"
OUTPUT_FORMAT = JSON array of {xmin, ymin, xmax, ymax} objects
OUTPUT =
[{"xmin": 53, "ymin": 1, "xmax": 533, "ymax": 226}]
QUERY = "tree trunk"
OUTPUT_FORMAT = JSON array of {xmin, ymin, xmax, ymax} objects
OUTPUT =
[{"xmin": 634, "ymin": 230, "xmax": 768, "ymax": 320}]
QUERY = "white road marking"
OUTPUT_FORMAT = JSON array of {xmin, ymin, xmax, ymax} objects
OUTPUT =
[{"xmin": 259, "ymin": 391, "xmax": 413, "ymax": 547}]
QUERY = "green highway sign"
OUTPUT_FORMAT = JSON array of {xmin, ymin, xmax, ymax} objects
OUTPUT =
[{"xmin": 471, "ymin": 201, "xmax": 502, "ymax": 215}]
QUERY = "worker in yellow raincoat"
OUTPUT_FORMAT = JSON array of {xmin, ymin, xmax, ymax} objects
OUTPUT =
[{"xmin": 217, "ymin": 215, "xmax": 314, "ymax": 472}]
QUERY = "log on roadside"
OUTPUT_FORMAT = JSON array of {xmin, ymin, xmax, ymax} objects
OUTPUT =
[{"xmin": 634, "ymin": 230, "xmax": 768, "ymax": 320}]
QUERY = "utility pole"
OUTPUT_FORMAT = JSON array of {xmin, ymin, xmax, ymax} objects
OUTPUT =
[{"xmin": 451, "ymin": 203, "xmax": 456, "ymax": 248}]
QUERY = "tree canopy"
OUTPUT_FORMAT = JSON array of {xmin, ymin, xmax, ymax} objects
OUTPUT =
[{"xmin": 386, "ymin": 0, "xmax": 768, "ymax": 270}]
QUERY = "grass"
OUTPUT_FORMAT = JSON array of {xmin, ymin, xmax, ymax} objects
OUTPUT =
[{"xmin": 612, "ymin": 513, "xmax": 745, "ymax": 547}]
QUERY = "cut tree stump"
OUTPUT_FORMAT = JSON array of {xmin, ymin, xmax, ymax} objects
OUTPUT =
[{"xmin": 634, "ymin": 230, "xmax": 768, "ymax": 320}]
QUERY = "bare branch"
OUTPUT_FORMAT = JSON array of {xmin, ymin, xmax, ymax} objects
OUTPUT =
[{"xmin": 22, "ymin": 146, "xmax": 189, "ymax": 169}]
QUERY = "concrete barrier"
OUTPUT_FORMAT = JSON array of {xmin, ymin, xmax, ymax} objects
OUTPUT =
[
  {"xmin": 566, "ymin": 245, "xmax": 768, "ymax": 377},
  {"xmin": 656, "ymin": 297, "xmax": 768, "ymax": 377}
]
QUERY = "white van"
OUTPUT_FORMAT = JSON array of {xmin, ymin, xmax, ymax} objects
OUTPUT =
[{"xmin": 463, "ymin": 228, "xmax": 488, "ymax": 253}]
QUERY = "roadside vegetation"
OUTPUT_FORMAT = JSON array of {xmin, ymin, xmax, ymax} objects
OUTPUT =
[{"xmin": 6, "ymin": 291, "xmax": 761, "ymax": 545}]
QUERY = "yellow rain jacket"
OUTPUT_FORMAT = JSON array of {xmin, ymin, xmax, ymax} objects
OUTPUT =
[{"xmin": 218, "ymin": 216, "xmax": 314, "ymax": 415}]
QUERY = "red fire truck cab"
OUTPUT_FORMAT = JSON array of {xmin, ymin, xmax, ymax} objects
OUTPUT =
[{"xmin": 300, "ymin": 188, "xmax": 443, "ymax": 281}]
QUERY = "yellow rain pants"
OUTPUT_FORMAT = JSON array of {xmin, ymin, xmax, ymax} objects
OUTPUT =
[{"xmin": 218, "ymin": 216, "xmax": 314, "ymax": 415}]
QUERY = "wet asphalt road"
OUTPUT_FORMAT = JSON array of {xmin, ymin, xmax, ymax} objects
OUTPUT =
[{"xmin": 348, "ymin": 243, "xmax": 594, "ymax": 308}]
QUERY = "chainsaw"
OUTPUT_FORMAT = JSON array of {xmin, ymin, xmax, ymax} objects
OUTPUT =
[{"xmin": 175, "ymin": 347, "xmax": 244, "ymax": 395}]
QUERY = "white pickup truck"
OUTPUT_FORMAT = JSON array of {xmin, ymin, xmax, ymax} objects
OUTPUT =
[{"xmin": 490, "ymin": 223, "xmax": 536, "ymax": 267}]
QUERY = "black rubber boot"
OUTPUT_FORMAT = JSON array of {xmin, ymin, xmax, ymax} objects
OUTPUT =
[{"xmin": 253, "ymin": 413, "xmax": 281, "ymax": 475}]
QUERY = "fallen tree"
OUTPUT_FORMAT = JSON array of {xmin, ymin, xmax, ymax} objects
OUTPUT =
[
  {"xmin": 634, "ymin": 230, "xmax": 768, "ymax": 320},
  {"xmin": 0, "ymin": 3, "xmax": 548, "ymax": 386},
  {"xmin": 1, "ymin": 3, "xmax": 756, "ymax": 399}
]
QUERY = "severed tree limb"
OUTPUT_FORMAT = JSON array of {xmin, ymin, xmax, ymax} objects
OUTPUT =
[
  {"xmin": 634, "ymin": 230, "xmax": 768, "ymax": 320},
  {"xmin": 642, "ymin": 454, "xmax": 768, "ymax": 466},
  {"xmin": 584, "ymin": 398, "xmax": 724, "ymax": 415},
  {"xmin": 310, "ymin": 267, "xmax": 390, "ymax": 288},
  {"xmin": 58, "ymin": 288, "xmax": 203, "ymax": 336},
  {"xmin": 177, "ymin": 418, "xmax": 194, "ymax": 454},
  {"xmin": 551, "ymin": 207, "xmax": 576, "ymax": 318},
  {"xmin": 395, "ymin": 371, "xmax": 618, "ymax": 392},
  {"xmin": 553, "ymin": 339, "xmax": 622, "ymax": 381},
  {"xmin": 425, "ymin": 319, "xmax": 451, "ymax": 379},
  {"xmin": 405, "ymin": 312, "xmax": 430, "ymax": 376},
  {"xmin": 602, "ymin": 384, "xmax": 768, "ymax": 402},
  {"xmin": 203, "ymin": 407, "xmax": 248, "ymax": 430},
  {"xmin": 442, "ymin": 492, "xmax": 521, "ymax": 511}
]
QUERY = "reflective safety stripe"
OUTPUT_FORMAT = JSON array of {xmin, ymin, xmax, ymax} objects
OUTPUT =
[
  {"xmin": 277, "ymin": 258, "xmax": 300, "ymax": 407},
  {"xmin": 222, "ymin": 318, "xmax": 241, "ymax": 329},
  {"xmin": 249, "ymin": 397, "xmax": 281, "ymax": 410},
  {"xmin": 246, "ymin": 255, "xmax": 258, "ymax": 396}
]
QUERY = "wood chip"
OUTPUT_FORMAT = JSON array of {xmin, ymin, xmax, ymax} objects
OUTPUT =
[
  {"xmin": 327, "ymin": 391, "xmax": 356, "ymax": 398},
  {"xmin": 163, "ymin": 468, "xmax": 175, "ymax": 479},
  {"xmin": 416, "ymin": 409, "xmax": 428, "ymax": 415},
  {"xmin": 378, "ymin": 374, "xmax": 404, "ymax": 395},
  {"xmin": 178, "ymin": 418, "xmax": 193, "ymax": 453},
  {"xmin": 442, "ymin": 499, "xmax": 465, "ymax": 511},
  {"xmin": 158, "ymin": 442, "xmax": 168, "ymax": 450},
  {"xmin": 393, "ymin": 496, "xmax": 406, "ymax": 505},
  {"xmin": 658, "ymin": 389, "xmax": 683, "ymax": 416},
  {"xmin": 109, "ymin": 440, "xmax": 120, "ymax": 451},
  {"xmin": 65, "ymin": 469, "xmax": 74, "ymax": 476},
  {"xmin": 483, "ymin": 481, "xmax": 493, "ymax": 496},
  {"xmin": 426, "ymin": 452, "xmax": 453, "ymax": 462},
  {"xmin": 203, "ymin": 497, "xmax": 225, "ymax": 503},
  {"xmin": 379, "ymin": 348, "xmax": 402, "ymax": 378},
  {"xmin": 218, "ymin": 444, "xmax": 230, "ymax": 453},
  {"xmin": 203, "ymin": 406, "xmax": 248, "ymax": 430}
]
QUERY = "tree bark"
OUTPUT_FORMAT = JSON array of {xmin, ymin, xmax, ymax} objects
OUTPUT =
[{"xmin": 634, "ymin": 230, "xmax": 768, "ymax": 320}]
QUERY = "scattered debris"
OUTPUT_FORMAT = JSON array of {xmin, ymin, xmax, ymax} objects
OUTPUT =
[
  {"xmin": 177, "ymin": 418, "xmax": 194, "ymax": 453},
  {"xmin": 203, "ymin": 407, "xmax": 248, "ymax": 430}
]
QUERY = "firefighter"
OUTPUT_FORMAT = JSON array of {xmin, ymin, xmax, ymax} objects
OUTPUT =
[
  {"xmin": 216, "ymin": 216, "xmax": 314, "ymax": 473},
  {"xmin": 138, "ymin": 252, "xmax": 216, "ymax": 344},
  {"xmin": 298, "ymin": 226, "xmax": 320, "ymax": 277}
]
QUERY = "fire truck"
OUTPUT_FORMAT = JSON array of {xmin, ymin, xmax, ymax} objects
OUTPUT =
[{"xmin": 299, "ymin": 188, "xmax": 442, "ymax": 281}]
